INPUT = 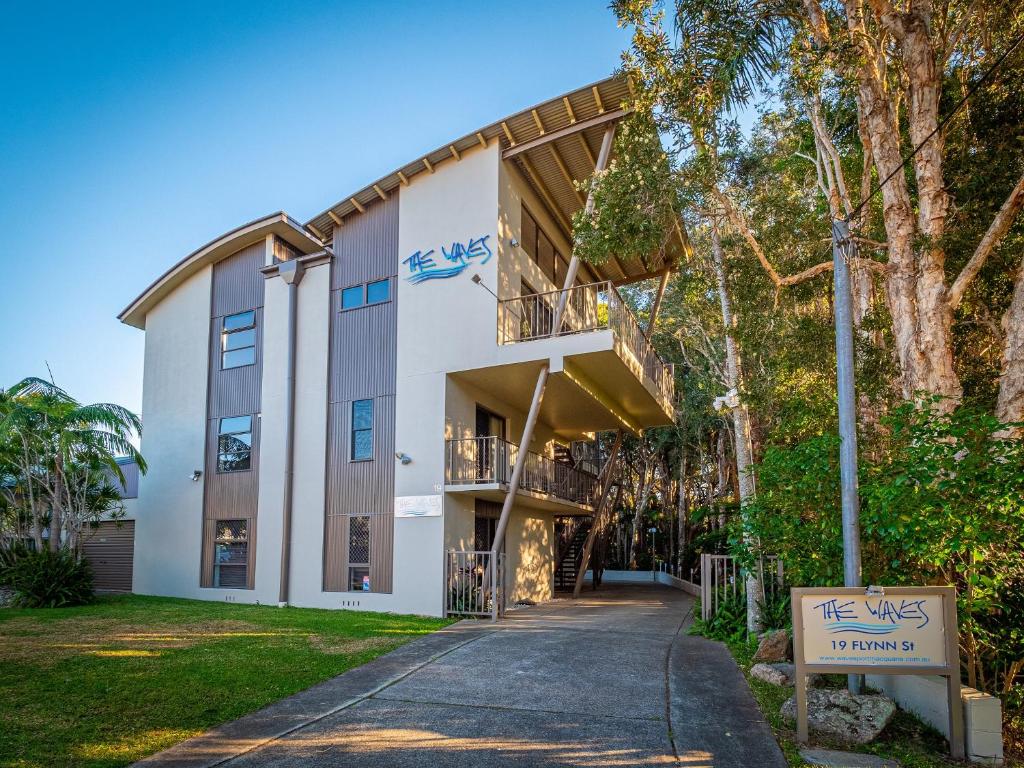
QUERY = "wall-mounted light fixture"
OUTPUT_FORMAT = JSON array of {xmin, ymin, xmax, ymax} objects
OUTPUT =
[
  {"xmin": 190, "ymin": 470, "xmax": 203, "ymax": 482},
  {"xmin": 395, "ymin": 452, "xmax": 412, "ymax": 465},
  {"xmin": 471, "ymin": 274, "xmax": 499, "ymax": 300},
  {"xmin": 510, "ymin": 237, "xmax": 519, "ymax": 248}
]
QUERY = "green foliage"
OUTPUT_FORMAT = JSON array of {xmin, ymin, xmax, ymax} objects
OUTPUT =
[
  {"xmin": 571, "ymin": 114, "xmax": 677, "ymax": 267},
  {"xmin": 757, "ymin": 589, "xmax": 791, "ymax": 631},
  {"xmin": 691, "ymin": 591, "xmax": 747, "ymax": 641},
  {"xmin": 4, "ymin": 547, "xmax": 94, "ymax": 608},
  {"xmin": 739, "ymin": 401, "xmax": 1024, "ymax": 699}
]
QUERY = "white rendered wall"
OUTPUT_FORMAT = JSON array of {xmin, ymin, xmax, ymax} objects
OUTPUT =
[
  {"xmin": 132, "ymin": 267, "xmax": 211, "ymax": 598},
  {"xmin": 395, "ymin": 140, "xmax": 501, "ymax": 616}
]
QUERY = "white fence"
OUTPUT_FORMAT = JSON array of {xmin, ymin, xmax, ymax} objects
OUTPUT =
[
  {"xmin": 699, "ymin": 553, "xmax": 783, "ymax": 622},
  {"xmin": 445, "ymin": 550, "xmax": 505, "ymax": 620}
]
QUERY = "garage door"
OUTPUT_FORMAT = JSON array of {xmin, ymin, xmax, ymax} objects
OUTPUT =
[{"xmin": 81, "ymin": 521, "xmax": 135, "ymax": 593}]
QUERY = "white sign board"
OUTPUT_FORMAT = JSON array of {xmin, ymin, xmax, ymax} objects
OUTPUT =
[
  {"xmin": 394, "ymin": 494, "xmax": 442, "ymax": 518},
  {"xmin": 799, "ymin": 592, "xmax": 947, "ymax": 667}
]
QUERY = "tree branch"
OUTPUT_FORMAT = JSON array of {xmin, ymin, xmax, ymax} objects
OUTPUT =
[
  {"xmin": 712, "ymin": 187, "xmax": 888, "ymax": 290},
  {"xmin": 949, "ymin": 170, "xmax": 1024, "ymax": 309}
]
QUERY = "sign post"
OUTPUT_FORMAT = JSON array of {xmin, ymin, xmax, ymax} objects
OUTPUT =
[{"xmin": 791, "ymin": 586, "xmax": 964, "ymax": 759}]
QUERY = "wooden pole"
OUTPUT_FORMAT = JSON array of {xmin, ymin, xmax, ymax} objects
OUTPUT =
[
  {"xmin": 572, "ymin": 430, "xmax": 623, "ymax": 597},
  {"xmin": 488, "ymin": 123, "xmax": 619, "ymax": 614}
]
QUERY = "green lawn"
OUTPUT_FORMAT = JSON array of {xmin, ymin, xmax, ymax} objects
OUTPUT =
[{"xmin": 0, "ymin": 595, "xmax": 453, "ymax": 768}]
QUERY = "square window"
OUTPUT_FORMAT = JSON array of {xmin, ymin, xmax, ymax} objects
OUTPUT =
[
  {"xmin": 223, "ymin": 311, "xmax": 255, "ymax": 331},
  {"xmin": 366, "ymin": 279, "xmax": 390, "ymax": 304},
  {"xmin": 341, "ymin": 286, "xmax": 364, "ymax": 310},
  {"xmin": 223, "ymin": 328, "xmax": 256, "ymax": 351},
  {"xmin": 222, "ymin": 348, "xmax": 256, "ymax": 369}
]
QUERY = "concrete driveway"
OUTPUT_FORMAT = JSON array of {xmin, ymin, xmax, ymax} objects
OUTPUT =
[{"xmin": 138, "ymin": 585, "xmax": 787, "ymax": 768}]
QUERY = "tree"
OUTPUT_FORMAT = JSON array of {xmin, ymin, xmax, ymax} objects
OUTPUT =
[{"xmin": 0, "ymin": 377, "xmax": 145, "ymax": 551}]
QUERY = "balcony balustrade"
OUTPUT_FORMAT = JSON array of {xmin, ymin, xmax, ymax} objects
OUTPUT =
[
  {"xmin": 444, "ymin": 436, "xmax": 596, "ymax": 508},
  {"xmin": 497, "ymin": 281, "xmax": 674, "ymax": 404}
]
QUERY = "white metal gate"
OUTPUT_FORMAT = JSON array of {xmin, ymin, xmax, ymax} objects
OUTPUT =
[
  {"xmin": 699, "ymin": 553, "xmax": 783, "ymax": 622},
  {"xmin": 445, "ymin": 550, "xmax": 505, "ymax": 620}
]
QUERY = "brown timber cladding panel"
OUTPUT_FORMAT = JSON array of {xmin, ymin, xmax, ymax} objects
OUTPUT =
[
  {"xmin": 330, "ymin": 194, "xmax": 398, "ymax": 288},
  {"xmin": 202, "ymin": 243, "xmax": 266, "ymax": 589},
  {"xmin": 212, "ymin": 241, "xmax": 265, "ymax": 316},
  {"xmin": 329, "ymin": 299, "xmax": 396, "ymax": 402},
  {"xmin": 81, "ymin": 521, "xmax": 135, "ymax": 592},
  {"xmin": 324, "ymin": 194, "xmax": 399, "ymax": 593},
  {"xmin": 208, "ymin": 308, "xmax": 263, "ymax": 418}
]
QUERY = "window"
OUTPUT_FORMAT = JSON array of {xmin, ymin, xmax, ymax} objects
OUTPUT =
[
  {"xmin": 341, "ymin": 279, "xmax": 391, "ymax": 311},
  {"xmin": 341, "ymin": 286, "xmax": 364, "ymax": 310},
  {"xmin": 348, "ymin": 516, "xmax": 370, "ymax": 591},
  {"xmin": 520, "ymin": 205, "xmax": 557, "ymax": 282},
  {"xmin": 213, "ymin": 520, "xmax": 248, "ymax": 588},
  {"xmin": 217, "ymin": 415, "xmax": 252, "ymax": 472},
  {"xmin": 351, "ymin": 399, "xmax": 373, "ymax": 460},
  {"xmin": 222, "ymin": 311, "xmax": 256, "ymax": 369},
  {"xmin": 366, "ymin": 278, "xmax": 390, "ymax": 304}
]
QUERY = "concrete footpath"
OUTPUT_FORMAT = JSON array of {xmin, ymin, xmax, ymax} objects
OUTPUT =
[{"xmin": 136, "ymin": 585, "xmax": 787, "ymax": 767}]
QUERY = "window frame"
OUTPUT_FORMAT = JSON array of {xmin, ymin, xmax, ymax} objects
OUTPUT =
[
  {"xmin": 212, "ymin": 519, "xmax": 249, "ymax": 589},
  {"xmin": 340, "ymin": 278, "xmax": 392, "ymax": 312},
  {"xmin": 347, "ymin": 515, "xmax": 371, "ymax": 592},
  {"xmin": 350, "ymin": 399, "xmax": 374, "ymax": 462},
  {"xmin": 221, "ymin": 310, "xmax": 257, "ymax": 370},
  {"xmin": 216, "ymin": 415, "xmax": 253, "ymax": 473}
]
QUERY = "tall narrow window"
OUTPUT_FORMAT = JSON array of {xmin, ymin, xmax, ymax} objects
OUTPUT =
[
  {"xmin": 217, "ymin": 415, "xmax": 252, "ymax": 472},
  {"xmin": 213, "ymin": 520, "xmax": 248, "ymax": 588},
  {"xmin": 351, "ymin": 399, "xmax": 373, "ymax": 460},
  {"xmin": 222, "ymin": 310, "xmax": 256, "ymax": 368},
  {"xmin": 348, "ymin": 516, "xmax": 370, "ymax": 591}
]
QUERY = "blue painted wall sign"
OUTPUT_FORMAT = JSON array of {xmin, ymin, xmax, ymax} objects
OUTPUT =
[{"xmin": 402, "ymin": 235, "xmax": 493, "ymax": 284}]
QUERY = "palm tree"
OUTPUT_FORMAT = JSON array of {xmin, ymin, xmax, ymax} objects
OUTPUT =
[{"xmin": 0, "ymin": 377, "xmax": 145, "ymax": 551}]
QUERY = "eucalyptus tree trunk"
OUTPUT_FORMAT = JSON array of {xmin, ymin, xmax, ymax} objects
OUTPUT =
[
  {"xmin": 711, "ymin": 224, "xmax": 762, "ymax": 633},
  {"xmin": 629, "ymin": 457, "xmax": 652, "ymax": 569},
  {"xmin": 996, "ymin": 261, "xmax": 1024, "ymax": 434}
]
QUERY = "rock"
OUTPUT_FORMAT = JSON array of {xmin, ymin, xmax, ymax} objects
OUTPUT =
[
  {"xmin": 799, "ymin": 747, "xmax": 900, "ymax": 767},
  {"xmin": 751, "ymin": 662, "xmax": 793, "ymax": 685},
  {"xmin": 750, "ymin": 662, "xmax": 824, "ymax": 687},
  {"xmin": 752, "ymin": 628, "xmax": 791, "ymax": 662},
  {"xmin": 781, "ymin": 689, "xmax": 897, "ymax": 744}
]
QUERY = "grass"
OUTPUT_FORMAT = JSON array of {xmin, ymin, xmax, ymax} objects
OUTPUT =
[
  {"xmin": 725, "ymin": 637, "xmax": 966, "ymax": 768},
  {"xmin": 0, "ymin": 594, "xmax": 453, "ymax": 768}
]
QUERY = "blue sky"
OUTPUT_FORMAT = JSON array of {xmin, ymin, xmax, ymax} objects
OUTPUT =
[{"xmin": 0, "ymin": 1, "xmax": 631, "ymax": 414}]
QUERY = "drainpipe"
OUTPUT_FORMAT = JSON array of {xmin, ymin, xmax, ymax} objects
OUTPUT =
[
  {"xmin": 488, "ymin": 123, "xmax": 617, "ymax": 618},
  {"xmin": 278, "ymin": 259, "xmax": 305, "ymax": 607}
]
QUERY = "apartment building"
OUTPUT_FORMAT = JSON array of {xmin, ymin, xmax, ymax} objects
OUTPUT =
[{"xmin": 118, "ymin": 76, "xmax": 686, "ymax": 617}]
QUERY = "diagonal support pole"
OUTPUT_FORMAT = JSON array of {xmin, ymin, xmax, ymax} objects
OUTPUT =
[
  {"xmin": 573, "ymin": 430, "xmax": 623, "ymax": 597},
  {"xmin": 488, "ymin": 123, "xmax": 619, "ymax": 618}
]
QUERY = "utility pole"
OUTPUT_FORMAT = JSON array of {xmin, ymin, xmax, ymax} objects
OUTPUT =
[{"xmin": 832, "ymin": 217, "xmax": 863, "ymax": 694}]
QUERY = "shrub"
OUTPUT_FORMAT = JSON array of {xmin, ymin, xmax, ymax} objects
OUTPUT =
[
  {"xmin": 4, "ymin": 548, "xmax": 94, "ymax": 607},
  {"xmin": 758, "ymin": 590, "xmax": 792, "ymax": 631},
  {"xmin": 692, "ymin": 591, "xmax": 747, "ymax": 642},
  {"xmin": 0, "ymin": 541, "xmax": 34, "ymax": 583}
]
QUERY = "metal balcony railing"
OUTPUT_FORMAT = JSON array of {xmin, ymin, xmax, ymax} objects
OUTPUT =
[
  {"xmin": 444, "ymin": 436, "xmax": 597, "ymax": 507},
  {"xmin": 497, "ymin": 281, "xmax": 675, "ymax": 404}
]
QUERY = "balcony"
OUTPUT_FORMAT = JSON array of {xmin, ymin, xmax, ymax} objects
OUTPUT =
[
  {"xmin": 444, "ymin": 436, "xmax": 596, "ymax": 512},
  {"xmin": 497, "ymin": 281, "xmax": 675, "ymax": 407}
]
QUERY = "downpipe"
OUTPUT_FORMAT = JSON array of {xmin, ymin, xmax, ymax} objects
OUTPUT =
[{"xmin": 278, "ymin": 260, "xmax": 305, "ymax": 607}]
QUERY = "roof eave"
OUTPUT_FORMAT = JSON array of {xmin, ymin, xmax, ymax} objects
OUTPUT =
[{"xmin": 119, "ymin": 212, "xmax": 323, "ymax": 329}]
